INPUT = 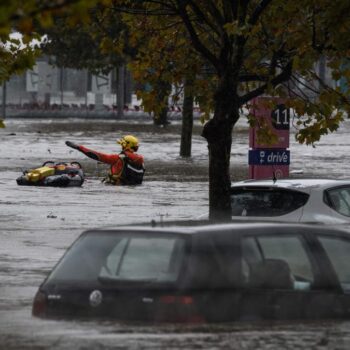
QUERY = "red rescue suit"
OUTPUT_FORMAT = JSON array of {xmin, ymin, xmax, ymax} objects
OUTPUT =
[{"xmin": 77, "ymin": 145, "xmax": 145, "ymax": 185}]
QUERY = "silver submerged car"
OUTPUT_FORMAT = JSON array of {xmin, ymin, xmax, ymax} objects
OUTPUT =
[
  {"xmin": 230, "ymin": 178, "xmax": 350, "ymax": 224},
  {"xmin": 33, "ymin": 221, "xmax": 350, "ymax": 323}
]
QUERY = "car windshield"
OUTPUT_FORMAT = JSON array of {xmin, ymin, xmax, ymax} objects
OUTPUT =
[
  {"xmin": 46, "ymin": 231, "xmax": 187, "ymax": 284},
  {"xmin": 230, "ymin": 187, "xmax": 309, "ymax": 217}
]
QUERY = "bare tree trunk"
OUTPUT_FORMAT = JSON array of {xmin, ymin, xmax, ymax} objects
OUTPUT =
[
  {"xmin": 154, "ymin": 106, "xmax": 169, "ymax": 125},
  {"xmin": 202, "ymin": 118, "xmax": 233, "ymax": 221},
  {"xmin": 85, "ymin": 70, "xmax": 89, "ymax": 108},
  {"xmin": 117, "ymin": 65, "xmax": 125, "ymax": 119},
  {"xmin": 318, "ymin": 55, "xmax": 326, "ymax": 91},
  {"xmin": 180, "ymin": 76, "xmax": 194, "ymax": 157},
  {"xmin": 2, "ymin": 82, "xmax": 6, "ymax": 119},
  {"xmin": 153, "ymin": 80, "xmax": 171, "ymax": 126},
  {"xmin": 60, "ymin": 68, "xmax": 64, "ymax": 107},
  {"xmin": 202, "ymin": 74, "xmax": 239, "ymax": 221}
]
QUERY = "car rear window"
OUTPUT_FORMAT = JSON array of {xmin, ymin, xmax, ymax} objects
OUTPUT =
[
  {"xmin": 46, "ymin": 231, "xmax": 187, "ymax": 284},
  {"xmin": 230, "ymin": 187, "xmax": 309, "ymax": 217},
  {"xmin": 325, "ymin": 186, "xmax": 350, "ymax": 217}
]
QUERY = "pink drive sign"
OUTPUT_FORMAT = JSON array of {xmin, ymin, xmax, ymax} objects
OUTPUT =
[{"xmin": 248, "ymin": 97, "xmax": 290, "ymax": 149}]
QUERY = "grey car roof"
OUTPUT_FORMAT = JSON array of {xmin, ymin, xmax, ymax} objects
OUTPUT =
[
  {"xmin": 83, "ymin": 221, "xmax": 350, "ymax": 237},
  {"xmin": 231, "ymin": 178, "xmax": 350, "ymax": 191}
]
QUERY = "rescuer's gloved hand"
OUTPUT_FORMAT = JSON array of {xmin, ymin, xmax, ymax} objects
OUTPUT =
[{"xmin": 65, "ymin": 141, "xmax": 79, "ymax": 150}]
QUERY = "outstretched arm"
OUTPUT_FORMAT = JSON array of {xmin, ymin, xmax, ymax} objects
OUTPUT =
[{"xmin": 65, "ymin": 141, "xmax": 119, "ymax": 164}]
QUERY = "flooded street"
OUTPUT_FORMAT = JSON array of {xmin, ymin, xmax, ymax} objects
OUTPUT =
[{"xmin": 1, "ymin": 117, "xmax": 350, "ymax": 349}]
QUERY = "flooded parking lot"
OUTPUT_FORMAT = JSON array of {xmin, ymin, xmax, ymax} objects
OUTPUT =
[{"xmin": 1, "ymin": 117, "xmax": 350, "ymax": 349}]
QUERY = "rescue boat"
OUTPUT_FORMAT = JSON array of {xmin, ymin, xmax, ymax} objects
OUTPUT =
[{"xmin": 16, "ymin": 161, "xmax": 84, "ymax": 187}]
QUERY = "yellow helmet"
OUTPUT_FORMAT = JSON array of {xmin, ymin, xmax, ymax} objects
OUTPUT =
[{"xmin": 117, "ymin": 135, "xmax": 139, "ymax": 151}]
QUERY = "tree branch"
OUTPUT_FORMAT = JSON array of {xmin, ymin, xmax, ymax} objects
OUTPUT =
[
  {"xmin": 239, "ymin": 61, "xmax": 293, "ymax": 105},
  {"xmin": 177, "ymin": 1, "xmax": 220, "ymax": 70},
  {"xmin": 9, "ymin": 0, "xmax": 82, "ymax": 22},
  {"xmin": 238, "ymin": 73, "xmax": 269, "ymax": 82},
  {"xmin": 188, "ymin": 0, "xmax": 224, "ymax": 37},
  {"xmin": 248, "ymin": 0, "xmax": 273, "ymax": 25}
]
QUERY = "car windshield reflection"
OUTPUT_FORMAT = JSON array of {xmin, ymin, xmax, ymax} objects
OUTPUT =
[{"xmin": 47, "ymin": 231, "xmax": 186, "ymax": 284}]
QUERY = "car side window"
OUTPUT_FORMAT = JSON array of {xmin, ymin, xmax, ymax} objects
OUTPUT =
[
  {"xmin": 231, "ymin": 188, "xmax": 309, "ymax": 217},
  {"xmin": 241, "ymin": 235, "xmax": 314, "ymax": 290},
  {"xmin": 318, "ymin": 236, "xmax": 350, "ymax": 292},
  {"xmin": 325, "ymin": 187, "xmax": 350, "ymax": 217}
]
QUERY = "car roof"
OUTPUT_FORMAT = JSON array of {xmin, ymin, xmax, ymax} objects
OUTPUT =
[
  {"xmin": 83, "ymin": 220, "xmax": 350, "ymax": 237},
  {"xmin": 231, "ymin": 178, "xmax": 350, "ymax": 191}
]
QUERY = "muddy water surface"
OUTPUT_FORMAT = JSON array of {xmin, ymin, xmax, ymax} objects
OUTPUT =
[{"xmin": 1, "ymin": 118, "xmax": 350, "ymax": 349}]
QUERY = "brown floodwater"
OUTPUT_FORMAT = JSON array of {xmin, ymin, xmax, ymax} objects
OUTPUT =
[{"xmin": 1, "ymin": 117, "xmax": 350, "ymax": 349}]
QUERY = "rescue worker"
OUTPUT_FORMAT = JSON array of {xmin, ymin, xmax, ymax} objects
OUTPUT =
[{"xmin": 65, "ymin": 135, "xmax": 145, "ymax": 185}]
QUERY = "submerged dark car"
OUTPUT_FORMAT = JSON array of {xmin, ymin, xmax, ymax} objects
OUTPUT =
[{"xmin": 33, "ymin": 221, "xmax": 350, "ymax": 323}]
